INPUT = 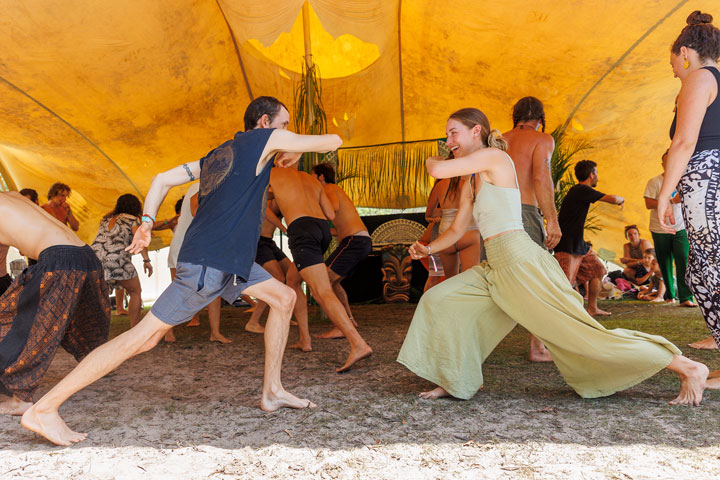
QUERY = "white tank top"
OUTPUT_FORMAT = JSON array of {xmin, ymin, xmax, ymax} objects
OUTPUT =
[
  {"xmin": 168, "ymin": 182, "xmax": 199, "ymax": 268},
  {"xmin": 472, "ymin": 154, "xmax": 524, "ymax": 238}
]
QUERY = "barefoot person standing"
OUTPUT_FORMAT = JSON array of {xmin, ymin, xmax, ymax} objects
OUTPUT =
[
  {"xmin": 503, "ymin": 96, "xmax": 559, "ymax": 362},
  {"xmin": 21, "ymin": 96, "xmax": 340, "ymax": 446},
  {"xmin": 553, "ymin": 160, "xmax": 624, "ymax": 317},
  {"xmin": 398, "ymin": 108, "xmax": 709, "ymax": 406},
  {"xmin": 270, "ymin": 163, "xmax": 373, "ymax": 371},
  {"xmin": 658, "ymin": 12, "xmax": 720, "ymax": 359},
  {"xmin": 0, "ymin": 192, "xmax": 109, "ymax": 416},
  {"xmin": 311, "ymin": 162, "xmax": 372, "ymax": 340}
]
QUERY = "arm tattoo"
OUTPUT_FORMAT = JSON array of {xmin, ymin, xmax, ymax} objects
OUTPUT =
[{"xmin": 182, "ymin": 163, "xmax": 196, "ymax": 181}]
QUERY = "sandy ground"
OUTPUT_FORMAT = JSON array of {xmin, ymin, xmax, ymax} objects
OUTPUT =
[{"xmin": 2, "ymin": 302, "xmax": 720, "ymax": 479}]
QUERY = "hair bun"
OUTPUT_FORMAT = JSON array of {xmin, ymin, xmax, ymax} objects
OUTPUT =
[{"xmin": 687, "ymin": 10, "xmax": 713, "ymax": 26}]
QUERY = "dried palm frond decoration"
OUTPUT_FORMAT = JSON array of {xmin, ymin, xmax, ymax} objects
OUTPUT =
[{"xmin": 293, "ymin": 61, "xmax": 327, "ymax": 173}]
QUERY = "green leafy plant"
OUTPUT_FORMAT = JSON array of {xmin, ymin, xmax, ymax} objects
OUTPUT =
[
  {"xmin": 550, "ymin": 127, "xmax": 600, "ymax": 232},
  {"xmin": 293, "ymin": 62, "xmax": 327, "ymax": 173}
]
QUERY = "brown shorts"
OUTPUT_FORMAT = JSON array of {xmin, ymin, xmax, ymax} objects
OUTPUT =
[
  {"xmin": 0, "ymin": 245, "xmax": 110, "ymax": 401},
  {"xmin": 554, "ymin": 250, "xmax": 607, "ymax": 285}
]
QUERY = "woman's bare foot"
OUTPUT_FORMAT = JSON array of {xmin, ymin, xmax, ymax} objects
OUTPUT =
[
  {"xmin": 115, "ymin": 309, "xmax": 129, "ymax": 316},
  {"xmin": 419, "ymin": 386, "xmax": 451, "ymax": 399},
  {"xmin": 649, "ymin": 296, "xmax": 665, "ymax": 303},
  {"xmin": 529, "ymin": 336, "xmax": 552, "ymax": 362},
  {"xmin": 586, "ymin": 308, "xmax": 611, "ymax": 316},
  {"xmin": 669, "ymin": 360, "xmax": 708, "ymax": 406},
  {"xmin": 164, "ymin": 330, "xmax": 176, "ymax": 343},
  {"xmin": 210, "ymin": 333, "xmax": 232, "ymax": 344},
  {"xmin": 21, "ymin": 404, "xmax": 88, "ymax": 446},
  {"xmin": 314, "ymin": 327, "xmax": 345, "ymax": 339},
  {"xmin": 289, "ymin": 341, "xmax": 312, "ymax": 352},
  {"xmin": 186, "ymin": 316, "xmax": 200, "ymax": 327},
  {"xmin": 0, "ymin": 395, "xmax": 33, "ymax": 416},
  {"xmin": 679, "ymin": 300, "xmax": 698, "ymax": 307},
  {"xmin": 336, "ymin": 344, "xmax": 373, "ymax": 373},
  {"xmin": 245, "ymin": 321, "xmax": 265, "ymax": 334},
  {"xmin": 260, "ymin": 388, "xmax": 317, "ymax": 412},
  {"xmin": 665, "ymin": 299, "xmax": 676, "ymax": 304},
  {"xmin": 688, "ymin": 336, "xmax": 718, "ymax": 350}
]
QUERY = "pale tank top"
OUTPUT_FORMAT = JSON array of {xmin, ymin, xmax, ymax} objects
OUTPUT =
[
  {"xmin": 168, "ymin": 182, "xmax": 200, "ymax": 268},
  {"xmin": 472, "ymin": 153, "xmax": 524, "ymax": 238}
]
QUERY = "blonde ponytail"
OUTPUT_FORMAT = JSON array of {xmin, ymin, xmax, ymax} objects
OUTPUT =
[{"xmin": 486, "ymin": 129, "xmax": 508, "ymax": 151}]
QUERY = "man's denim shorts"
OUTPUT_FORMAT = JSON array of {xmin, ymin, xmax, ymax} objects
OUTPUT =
[{"xmin": 151, "ymin": 262, "xmax": 272, "ymax": 326}]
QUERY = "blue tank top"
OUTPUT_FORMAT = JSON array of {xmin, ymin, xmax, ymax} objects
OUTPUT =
[
  {"xmin": 669, "ymin": 66, "xmax": 720, "ymax": 152},
  {"xmin": 472, "ymin": 154, "xmax": 524, "ymax": 238},
  {"xmin": 178, "ymin": 128, "xmax": 274, "ymax": 280}
]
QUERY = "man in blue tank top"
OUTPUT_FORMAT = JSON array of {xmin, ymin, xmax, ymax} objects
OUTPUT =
[{"xmin": 21, "ymin": 96, "xmax": 343, "ymax": 446}]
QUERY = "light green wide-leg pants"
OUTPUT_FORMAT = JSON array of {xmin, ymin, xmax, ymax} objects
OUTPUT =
[{"xmin": 398, "ymin": 231, "xmax": 680, "ymax": 400}]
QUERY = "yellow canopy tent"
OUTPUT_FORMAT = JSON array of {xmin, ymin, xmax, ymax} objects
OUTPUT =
[{"xmin": 0, "ymin": 0, "xmax": 713, "ymax": 256}]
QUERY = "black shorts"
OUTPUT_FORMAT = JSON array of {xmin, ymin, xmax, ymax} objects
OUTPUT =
[
  {"xmin": 326, "ymin": 235, "xmax": 372, "ymax": 277},
  {"xmin": 287, "ymin": 216, "xmax": 331, "ymax": 271},
  {"xmin": 0, "ymin": 274, "xmax": 12, "ymax": 297},
  {"xmin": 254, "ymin": 236, "xmax": 287, "ymax": 266}
]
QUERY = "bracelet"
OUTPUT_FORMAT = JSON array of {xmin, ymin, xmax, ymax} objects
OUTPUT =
[
  {"xmin": 143, "ymin": 259, "xmax": 151, "ymax": 263},
  {"xmin": 426, "ymin": 245, "xmax": 432, "ymax": 255},
  {"xmin": 163, "ymin": 219, "xmax": 168, "ymax": 225},
  {"xmin": 141, "ymin": 214, "xmax": 156, "ymax": 224}
]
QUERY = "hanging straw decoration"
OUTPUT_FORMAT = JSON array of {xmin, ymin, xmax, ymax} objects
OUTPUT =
[
  {"xmin": 335, "ymin": 139, "xmax": 441, "ymax": 209},
  {"xmin": 293, "ymin": 62, "xmax": 327, "ymax": 173}
]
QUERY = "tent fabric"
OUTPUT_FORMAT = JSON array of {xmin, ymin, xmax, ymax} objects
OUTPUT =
[{"xmin": 0, "ymin": 1, "xmax": 714, "ymax": 256}]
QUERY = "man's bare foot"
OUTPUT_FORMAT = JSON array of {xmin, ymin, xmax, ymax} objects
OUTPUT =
[
  {"xmin": 260, "ymin": 388, "xmax": 317, "ymax": 412},
  {"xmin": 419, "ymin": 386, "xmax": 451, "ymax": 399},
  {"xmin": 649, "ymin": 296, "xmax": 665, "ymax": 303},
  {"xmin": 115, "ymin": 309, "xmax": 128, "ymax": 316},
  {"xmin": 669, "ymin": 361, "xmax": 708, "ymax": 406},
  {"xmin": 164, "ymin": 331, "xmax": 176, "ymax": 343},
  {"xmin": 289, "ymin": 341, "xmax": 312, "ymax": 352},
  {"xmin": 0, "ymin": 396, "xmax": 33, "ymax": 416},
  {"xmin": 680, "ymin": 300, "xmax": 698, "ymax": 307},
  {"xmin": 290, "ymin": 320, "xmax": 298, "ymax": 326},
  {"xmin": 210, "ymin": 333, "xmax": 232, "ymax": 344},
  {"xmin": 336, "ymin": 344, "xmax": 373, "ymax": 373},
  {"xmin": 21, "ymin": 404, "xmax": 88, "ymax": 446},
  {"xmin": 187, "ymin": 317, "xmax": 200, "ymax": 327},
  {"xmin": 587, "ymin": 308, "xmax": 611, "ymax": 316},
  {"xmin": 245, "ymin": 321, "xmax": 265, "ymax": 334},
  {"xmin": 688, "ymin": 337, "xmax": 718, "ymax": 350},
  {"xmin": 314, "ymin": 327, "xmax": 345, "ymax": 339},
  {"xmin": 665, "ymin": 299, "xmax": 676, "ymax": 304}
]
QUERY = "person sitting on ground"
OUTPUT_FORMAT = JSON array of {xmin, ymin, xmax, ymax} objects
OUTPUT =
[
  {"xmin": 636, "ymin": 248, "xmax": 667, "ymax": 302},
  {"xmin": 311, "ymin": 162, "xmax": 373, "ymax": 340},
  {"xmin": 41, "ymin": 182, "xmax": 80, "ymax": 231},
  {"xmin": 620, "ymin": 225, "xmax": 654, "ymax": 282},
  {"xmin": 554, "ymin": 160, "xmax": 625, "ymax": 317},
  {"xmin": 90, "ymin": 194, "xmax": 153, "ymax": 329},
  {"xmin": 0, "ymin": 192, "xmax": 109, "ymax": 417},
  {"xmin": 19, "ymin": 189, "xmax": 39, "ymax": 205}
]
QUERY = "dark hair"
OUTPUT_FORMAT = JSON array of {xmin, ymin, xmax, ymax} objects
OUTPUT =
[
  {"xmin": 243, "ymin": 96, "xmax": 288, "ymax": 131},
  {"xmin": 512, "ymin": 97, "xmax": 546, "ymax": 132},
  {"xmin": 103, "ymin": 194, "xmax": 142, "ymax": 220},
  {"xmin": 624, "ymin": 224, "xmax": 640, "ymax": 238},
  {"xmin": 47, "ymin": 182, "xmax": 70, "ymax": 200},
  {"xmin": 574, "ymin": 160, "xmax": 597, "ymax": 181},
  {"xmin": 19, "ymin": 188, "xmax": 39, "ymax": 204},
  {"xmin": 449, "ymin": 108, "xmax": 508, "ymax": 151},
  {"xmin": 672, "ymin": 11, "xmax": 720, "ymax": 63},
  {"xmin": 312, "ymin": 162, "xmax": 336, "ymax": 184},
  {"xmin": 643, "ymin": 248, "xmax": 656, "ymax": 257},
  {"xmin": 174, "ymin": 196, "xmax": 184, "ymax": 214}
]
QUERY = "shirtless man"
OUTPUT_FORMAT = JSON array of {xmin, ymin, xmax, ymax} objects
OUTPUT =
[
  {"xmin": 20, "ymin": 96, "xmax": 340, "ymax": 446},
  {"xmin": 311, "ymin": 162, "xmax": 372, "ymax": 339},
  {"xmin": 41, "ymin": 182, "xmax": 80, "ymax": 231},
  {"xmin": 244, "ymin": 197, "xmax": 310, "ymax": 352},
  {"xmin": 0, "ymin": 192, "xmax": 109, "ymax": 416},
  {"xmin": 503, "ymin": 97, "xmax": 560, "ymax": 363},
  {"xmin": 270, "ymin": 164, "xmax": 372, "ymax": 372}
]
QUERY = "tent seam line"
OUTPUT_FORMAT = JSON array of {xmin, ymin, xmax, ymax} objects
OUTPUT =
[{"xmin": 215, "ymin": 0, "xmax": 254, "ymax": 101}]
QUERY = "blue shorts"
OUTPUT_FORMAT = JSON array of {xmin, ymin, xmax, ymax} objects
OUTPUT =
[{"xmin": 151, "ymin": 262, "xmax": 272, "ymax": 326}]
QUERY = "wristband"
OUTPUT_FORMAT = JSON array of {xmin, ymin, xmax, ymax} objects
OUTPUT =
[
  {"xmin": 143, "ymin": 259, "xmax": 151, "ymax": 263},
  {"xmin": 426, "ymin": 245, "xmax": 432, "ymax": 255},
  {"xmin": 141, "ymin": 214, "xmax": 155, "ymax": 224}
]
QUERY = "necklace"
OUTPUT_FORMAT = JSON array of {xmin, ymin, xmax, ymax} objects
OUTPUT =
[{"xmin": 517, "ymin": 123, "xmax": 537, "ymax": 130}]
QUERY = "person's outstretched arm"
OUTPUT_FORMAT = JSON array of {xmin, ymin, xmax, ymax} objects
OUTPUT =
[
  {"xmin": 426, "ymin": 148, "xmax": 506, "ymax": 179},
  {"xmin": 258, "ymin": 130, "xmax": 342, "ymax": 172}
]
